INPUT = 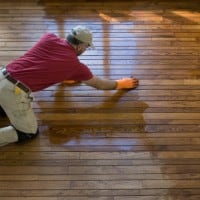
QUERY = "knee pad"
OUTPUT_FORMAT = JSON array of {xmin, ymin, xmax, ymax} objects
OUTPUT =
[{"xmin": 13, "ymin": 127, "xmax": 39, "ymax": 143}]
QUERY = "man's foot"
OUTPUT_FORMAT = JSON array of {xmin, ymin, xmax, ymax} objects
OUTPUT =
[{"xmin": 0, "ymin": 126, "xmax": 18, "ymax": 147}]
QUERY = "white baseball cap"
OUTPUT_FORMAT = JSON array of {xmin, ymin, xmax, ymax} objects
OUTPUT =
[{"xmin": 70, "ymin": 25, "xmax": 94, "ymax": 49}]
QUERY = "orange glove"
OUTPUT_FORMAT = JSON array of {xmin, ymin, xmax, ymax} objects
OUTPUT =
[
  {"xmin": 116, "ymin": 78, "xmax": 138, "ymax": 89},
  {"xmin": 62, "ymin": 80, "xmax": 78, "ymax": 84}
]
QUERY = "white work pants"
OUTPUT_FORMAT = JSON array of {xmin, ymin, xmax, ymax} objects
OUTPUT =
[{"xmin": 0, "ymin": 70, "xmax": 38, "ymax": 146}]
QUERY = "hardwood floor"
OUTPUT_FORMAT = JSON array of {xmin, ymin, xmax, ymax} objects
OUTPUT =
[{"xmin": 0, "ymin": 0, "xmax": 200, "ymax": 199}]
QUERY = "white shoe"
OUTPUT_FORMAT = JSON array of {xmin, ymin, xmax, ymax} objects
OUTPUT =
[{"xmin": 0, "ymin": 126, "xmax": 18, "ymax": 147}]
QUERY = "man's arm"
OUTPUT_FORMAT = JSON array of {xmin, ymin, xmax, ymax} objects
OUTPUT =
[{"xmin": 83, "ymin": 76, "xmax": 138, "ymax": 90}]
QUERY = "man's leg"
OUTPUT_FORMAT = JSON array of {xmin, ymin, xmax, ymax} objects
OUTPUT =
[
  {"xmin": 0, "ymin": 96, "xmax": 38, "ymax": 146},
  {"xmin": 0, "ymin": 80, "xmax": 38, "ymax": 146}
]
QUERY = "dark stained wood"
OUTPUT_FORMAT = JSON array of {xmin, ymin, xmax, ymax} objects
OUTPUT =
[{"xmin": 1, "ymin": 0, "xmax": 200, "ymax": 199}]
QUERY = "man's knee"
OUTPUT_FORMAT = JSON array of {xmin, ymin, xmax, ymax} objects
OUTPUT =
[{"xmin": 14, "ymin": 128, "xmax": 39, "ymax": 143}]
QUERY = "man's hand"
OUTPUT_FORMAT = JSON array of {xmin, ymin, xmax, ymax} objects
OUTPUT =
[{"xmin": 116, "ymin": 77, "xmax": 139, "ymax": 89}]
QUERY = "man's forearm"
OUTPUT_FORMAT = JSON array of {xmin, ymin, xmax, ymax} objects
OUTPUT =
[{"xmin": 83, "ymin": 76, "xmax": 117, "ymax": 90}]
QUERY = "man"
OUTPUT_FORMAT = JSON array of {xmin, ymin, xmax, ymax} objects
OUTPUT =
[{"xmin": 0, "ymin": 25, "xmax": 138, "ymax": 147}]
